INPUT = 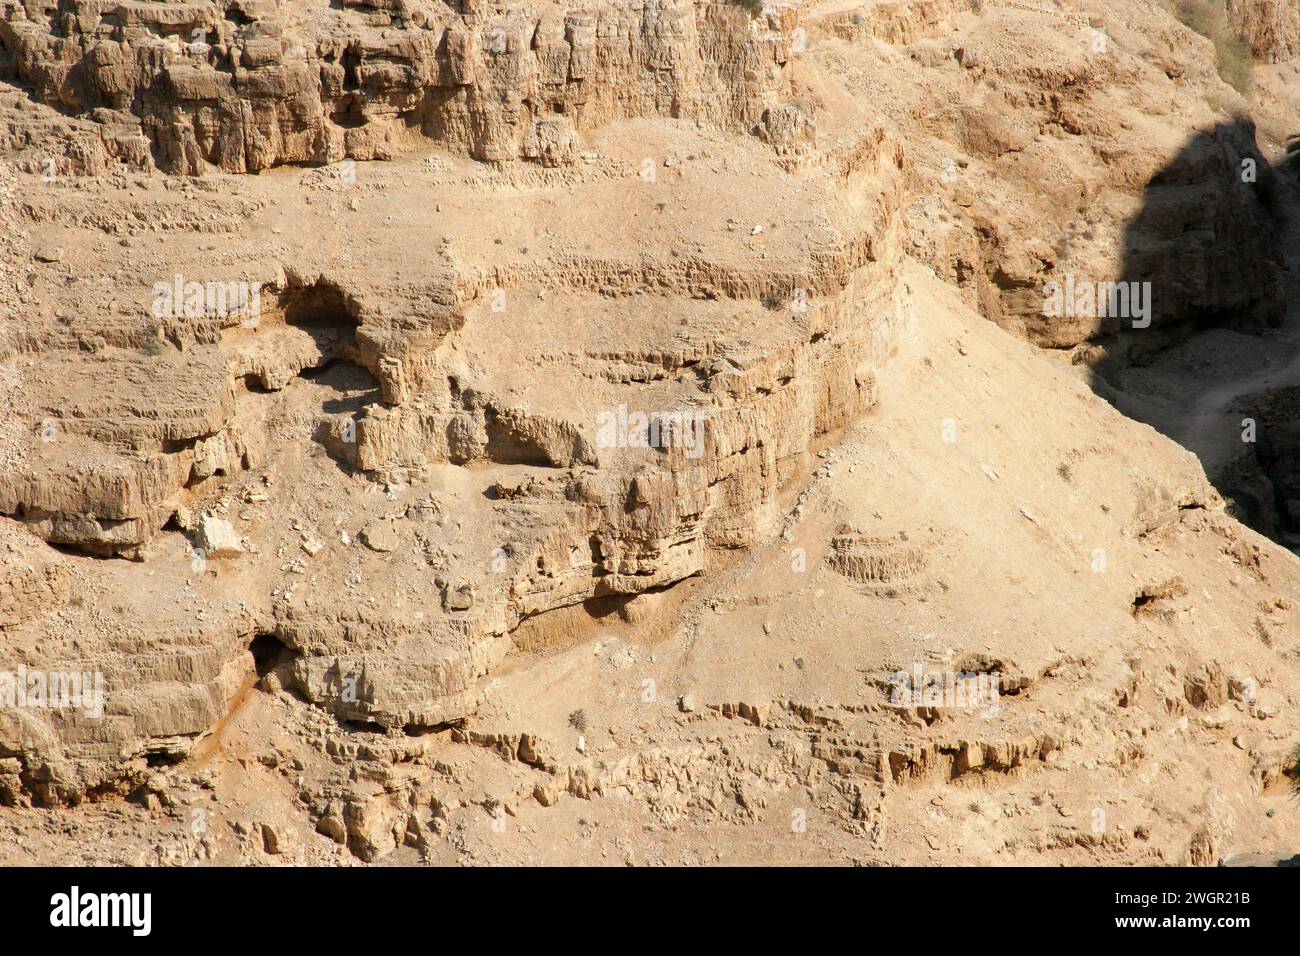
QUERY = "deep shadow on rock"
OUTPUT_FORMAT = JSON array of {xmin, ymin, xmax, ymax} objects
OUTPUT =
[{"xmin": 1078, "ymin": 118, "xmax": 1300, "ymax": 544}]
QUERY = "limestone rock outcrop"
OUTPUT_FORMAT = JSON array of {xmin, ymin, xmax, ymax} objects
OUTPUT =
[
  {"xmin": 0, "ymin": 0, "xmax": 799, "ymax": 173},
  {"xmin": 1, "ymin": 0, "xmax": 1299, "ymax": 869}
]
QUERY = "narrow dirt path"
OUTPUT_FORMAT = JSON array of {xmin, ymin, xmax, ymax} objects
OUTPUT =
[{"xmin": 1173, "ymin": 309, "xmax": 1300, "ymax": 456}]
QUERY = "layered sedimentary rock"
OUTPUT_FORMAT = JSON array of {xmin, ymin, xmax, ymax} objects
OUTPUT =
[
  {"xmin": 0, "ymin": 25, "xmax": 913, "ymax": 795},
  {"xmin": 0, "ymin": 0, "xmax": 1298, "ymax": 867},
  {"xmin": 0, "ymin": 0, "xmax": 798, "ymax": 173}
]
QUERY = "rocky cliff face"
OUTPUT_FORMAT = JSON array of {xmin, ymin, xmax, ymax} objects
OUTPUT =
[
  {"xmin": 1, "ymin": 0, "xmax": 1299, "ymax": 866},
  {"xmin": 0, "ymin": 0, "xmax": 797, "ymax": 173},
  {"xmin": 890, "ymin": 2, "xmax": 1296, "ymax": 359},
  {"xmin": 0, "ymin": 0, "xmax": 913, "ymax": 794},
  {"xmin": 1228, "ymin": 0, "xmax": 1300, "ymax": 63}
]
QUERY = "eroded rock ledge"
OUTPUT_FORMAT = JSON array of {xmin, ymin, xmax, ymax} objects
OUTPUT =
[{"xmin": 0, "ymin": 0, "xmax": 798, "ymax": 173}]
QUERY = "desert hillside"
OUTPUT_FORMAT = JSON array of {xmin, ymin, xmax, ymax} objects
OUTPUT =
[{"xmin": 0, "ymin": 0, "xmax": 1298, "ymax": 866}]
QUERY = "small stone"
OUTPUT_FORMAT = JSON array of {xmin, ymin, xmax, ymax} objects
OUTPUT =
[
  {"xmin": 260, "ymin": 822, "xmax": 291, "ymax": 854},
  {"xmin": 403, "ymin": 814, "xmax": 429, "ymax": 850},
  {"xmin": 443, "ymin": 583, "xmax": 474, "ymax": 611},
  {"xmin": 359, "ymin": 521, "xmax": 400, "ymax": 553},
  {"xmin": 679, "ymin": 693, "xmax": 697, "ymax": 714},
  {"xmin": 34, "ymin": 246, "xmax": 64, "ymax": 263}
]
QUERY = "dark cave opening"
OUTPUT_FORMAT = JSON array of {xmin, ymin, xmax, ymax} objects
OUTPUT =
[{"xmin": 249, "ymin": 632, "xmax": 295, "ymax": 678}]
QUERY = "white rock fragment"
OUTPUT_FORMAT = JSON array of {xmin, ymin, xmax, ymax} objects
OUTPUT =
[{"xmin": 195, "ymin": 515, "xmax": 242, "ymax": 559}]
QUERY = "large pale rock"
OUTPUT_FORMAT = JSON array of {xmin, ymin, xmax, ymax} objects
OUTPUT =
[{"xmin": 195, "ymin": 515, "xmax": 242, "ymax": 559}]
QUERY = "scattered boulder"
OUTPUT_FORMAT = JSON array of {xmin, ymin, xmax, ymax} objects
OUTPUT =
[
  {"xmin": 344, "ymin": 798, "xmax": 401, "ymax": 862},
  {"xmin": 443, "ymin": 582, "xmax": 474, "ymax": 612},
  {"xmin": 195, "ymin": 515, "xmax": 242, "ymax": 559},
  {"xmin": 260, "ymin": 822, "xmax": 292, "ymax": 855},
  {"xmin": 359, "ymin": 521, "xmax": 400, "ymax": 553}
]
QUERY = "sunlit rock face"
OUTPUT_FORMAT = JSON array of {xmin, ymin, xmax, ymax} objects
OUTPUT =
[{"xmin": 0, "ymin": 0, "xmax": 1298, "ymax": 869}]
